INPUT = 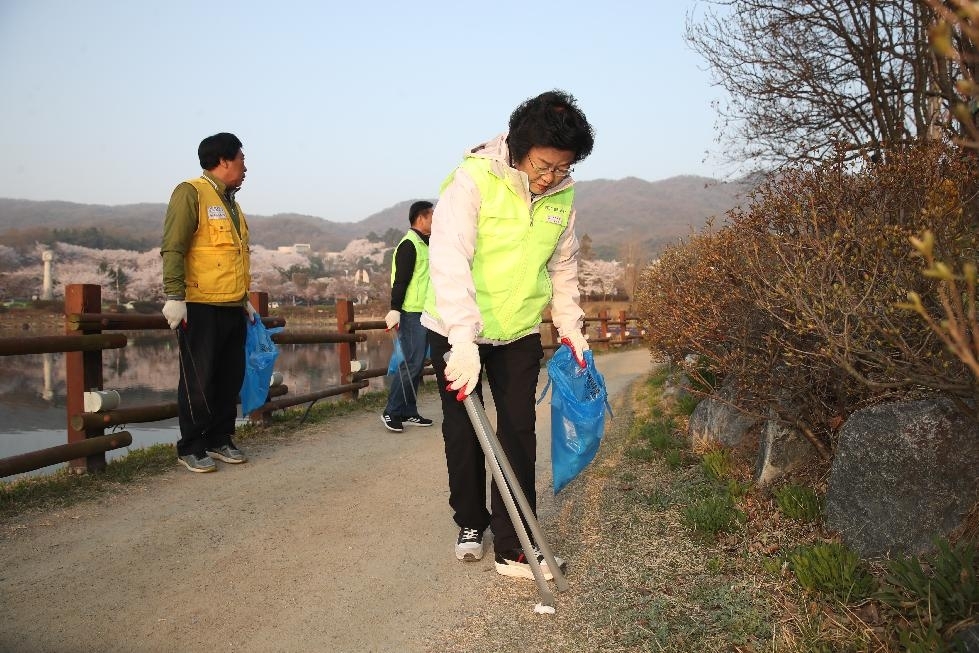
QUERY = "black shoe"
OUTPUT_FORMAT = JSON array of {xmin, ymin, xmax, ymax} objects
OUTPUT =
[
  {"xmin": 381, "ymin": 413, "xmax": 404, "ymax": 432},
  {"xmin": 403, "ymin": 415, "xmax": 434, "ymax": 427},
  {"xmin": 494, "ymin": 547, "xmax": 565, "ymax": 580},
  {"xmin": 455, "ymin": 527, "xmax": 484, "ymax": 561}
]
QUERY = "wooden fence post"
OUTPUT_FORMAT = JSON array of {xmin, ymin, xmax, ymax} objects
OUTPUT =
[
  {"xmin": 64, "ymin": 284, "xmax": 107, "ymax": 474},
  {"xmin": 248, "ymin": 291, "xmax": 269, "ymax": 316},
  {"xmin": 598, "ymin": 309, "xmax": 610, "ymax": 351},
  {"xmin": 335, "ymin": 298, "xmax": 358, "ymax": 400}
]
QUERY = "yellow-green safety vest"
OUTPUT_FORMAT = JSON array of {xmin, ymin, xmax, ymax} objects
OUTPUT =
[
  {"xmin": 391, "ymin": 230, "xmax": 430, "ymax": 312},
  {"xmin": 425, "ymin": 157, "xmax": 574, "ymax": 341}
]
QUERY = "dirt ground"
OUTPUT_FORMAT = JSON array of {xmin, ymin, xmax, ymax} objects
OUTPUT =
[{"xmin": 0, "ymin": 348, "xmax": 653, "ymax": 653}]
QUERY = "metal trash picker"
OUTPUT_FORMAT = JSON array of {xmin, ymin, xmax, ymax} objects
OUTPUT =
[{"xmin": 460, "ymin": 389, "xmax": 569, "ymax": 613}]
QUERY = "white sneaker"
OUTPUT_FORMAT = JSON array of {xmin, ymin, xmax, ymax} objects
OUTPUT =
[
  {"xmin": 494, "ymin": 547, "xmax": 566, "ymax": 580},
  {"xmin": 455, "ymin": 527, "xmax": 484, "ymax": 561}
]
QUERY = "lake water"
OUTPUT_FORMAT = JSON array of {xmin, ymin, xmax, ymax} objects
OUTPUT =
[{"xmin": 0, "ymin": 331, "xmax": 395, "ymax": 480}]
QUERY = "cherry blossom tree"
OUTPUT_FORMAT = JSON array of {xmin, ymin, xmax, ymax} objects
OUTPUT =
[{"xmin": 579, "ymin": 259, "xmax": 623, "ymax": 301}]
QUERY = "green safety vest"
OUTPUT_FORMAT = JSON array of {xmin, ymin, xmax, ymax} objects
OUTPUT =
[
  {"xmin": 391, "ymin": 230, "xmax": 429, "ymax": 312},
  {"xmin": 426, "ymin": 157, "xmax": 574, "ymax": 341}
]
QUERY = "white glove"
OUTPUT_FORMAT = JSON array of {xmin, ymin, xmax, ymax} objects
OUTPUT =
[
  {"xmin": 444, "ymin": 341, "xmax": 481, "ymax": 401},
  {"xmin": 560, "ymin": 330, "xmax": 589, "ymax": 368},
  {"xmin": 162, "ymin": 300, "xmax": 187, "ymax": 330},
  {"xmin": 385, "ymin": 309, "xmax": 401, "ymax": 330},
  {"xmin": 245, "ymin": 301, "xmax": 260, "ymax": 323}
]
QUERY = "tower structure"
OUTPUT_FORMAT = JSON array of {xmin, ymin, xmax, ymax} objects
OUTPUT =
[{"xmin": 41, "ymin": 250, "xmax": 54, "ymax": 300}]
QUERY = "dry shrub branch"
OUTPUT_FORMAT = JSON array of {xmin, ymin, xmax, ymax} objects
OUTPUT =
[{"xmin": 636, "ymin": 142, "xmax": 979, "ymax": 454}]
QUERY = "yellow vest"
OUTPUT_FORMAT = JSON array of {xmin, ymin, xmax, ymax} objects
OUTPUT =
[{"xmin": 184, "ymin": 177, "xmax": 250, "ymax": 303}]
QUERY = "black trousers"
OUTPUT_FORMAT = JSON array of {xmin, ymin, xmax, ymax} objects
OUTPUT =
[
  {"xmin": 428, "ymin": 330, "xmax": 544, "ymax": 553},
  {"xmin": 175, "ymin": 303, "xmax": 246, "ymax": 456}
]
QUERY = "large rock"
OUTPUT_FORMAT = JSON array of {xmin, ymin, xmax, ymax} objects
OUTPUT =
[
  {"xmin": 956, "ymin": 624, "xmax": 979, "ymax": 653},
  {"xmin": 754, "ymin": 415, "xmax": 817, "ymax": 486},
  {"xmin": 662, "ymin": 370, "xmax": 694, "ymax": 405},
  {"xmin": 687, "ymin": 377, "xmax": 761, "ymax": 448},
  {"xmin": 825, "ymin": 397, "xmax": 979, "ymax": 557}
]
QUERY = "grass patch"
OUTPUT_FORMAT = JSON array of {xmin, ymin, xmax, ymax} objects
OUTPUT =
[
  {"xmin": 878, "ymin": 538, "xmax": 979, "ymax": 648},
  {"xmin": 773, "ymin": 483, "xmax": 823, "ymax": 522},
  {"xmin": 700, "ymin": 448, "xmax": 732, "ymax": 481},
  {"xmin": 624, "ymin": 445, "xmax": 658, "ymax": 463},
  {"xmin": 0, "ymin": 443, "xmax": 176, "ymax": 521},
  {"xmin": 636, "ymin": 419, "xmax": 683, "ymax": 451},
  {"xmin": 663, "ymin": 448, "xmax": 685, "ymax": 469},
  {"xmin": 675, "ymin": 393, "xmax": 701, "ymax": 415},
  {"xmin": 788, "ymin": 542, "xmax": 876, "ymax": 603},
  {"xmin": 682, "ymin": 492, "xmax": 747, "ymax": 539},
  {"xmin": 647, "ymin": 364, "xmax": 671, "ymax": 389},
  {"xmin": 518, "ymin": 368, "xmax": 979, "ymax": 652}
]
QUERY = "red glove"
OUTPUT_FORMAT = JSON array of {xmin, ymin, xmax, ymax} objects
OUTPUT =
[{"xmin": 560, "ymin": 333, "xmax": 588, "ymax": 369}]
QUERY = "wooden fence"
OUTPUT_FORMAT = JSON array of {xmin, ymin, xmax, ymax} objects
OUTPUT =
[{"xmin": 0, "ymin": 284, "xmax": 642, "ymax": 478}]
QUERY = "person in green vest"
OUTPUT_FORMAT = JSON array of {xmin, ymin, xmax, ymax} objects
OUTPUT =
[
  {"xmin": 381, "ymin": 200, "xmax": 436, "ymax": 432},
  {"xmin": 161, "ymin": 132, "xmax": 258, "ymax": 473},
  {"xmin": 421, "ymin": 90, "xmax": 594, "ymax": 580}
]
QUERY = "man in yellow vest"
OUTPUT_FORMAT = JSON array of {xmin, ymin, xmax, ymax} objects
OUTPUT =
[
  {"xmin": 382, "ymin": 201, "xmax": 435, "ymax": 432},
  {"xmin": 161, "ymin": 132, "xmax": 257, "ymax": 473},
  {"xmin": 422, "ymin": 91, "xmax": 594, "ymax": 579}
]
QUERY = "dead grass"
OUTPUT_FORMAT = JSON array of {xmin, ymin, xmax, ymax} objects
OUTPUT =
[
  {"xmin": 424, "ymin": 367, "xmax": 967, "ymax": 652},
  {"xmin": 426, "ymin": 369, "xmax": 784, "ymax": 652}
]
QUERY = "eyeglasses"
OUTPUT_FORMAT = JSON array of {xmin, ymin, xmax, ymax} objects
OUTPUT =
[{"xmin": 527, "ymin": 156, "xmax": 573, "ymax": 180}]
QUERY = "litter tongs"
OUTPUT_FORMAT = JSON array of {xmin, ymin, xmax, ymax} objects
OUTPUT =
[{"xmin": 459, "ymin": 389, "xmax": 569, "ymax": 613}]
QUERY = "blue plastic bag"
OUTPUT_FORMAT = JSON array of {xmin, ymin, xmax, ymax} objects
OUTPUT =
[
  {"xmin": 540, "ymin": 346, "xmax": 611, "ymax": 494},
  {"xmin": 387, "ymin": 335, "xmax": 406, "ymax": 376},
  {"xmin": 240, "ymin": 318, "xmax": 283, "ymax": 415}
]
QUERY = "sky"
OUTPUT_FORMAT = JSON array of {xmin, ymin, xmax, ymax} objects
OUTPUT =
[{"xmin": 0, "ymin": 1, "xmax": 726, "ymax": 223}]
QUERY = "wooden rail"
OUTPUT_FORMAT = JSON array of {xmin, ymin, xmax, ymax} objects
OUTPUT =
[
  {"xmin": 0, "ymin": 284, "xmax": 644, "ymax": 478},
  {"xmin": 0, "ymin": 285, "xmax": 381, "ymax": 477},
  {"xmin": 0, "ymin": 333, "xmax": 128, "ymax": 356},
  {"xmin": 0, "ymin": 432, "xmax": 133, "ymax": 478}
]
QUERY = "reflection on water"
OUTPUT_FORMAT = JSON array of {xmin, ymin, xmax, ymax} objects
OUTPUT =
[{"xmin": 0, "ymin": 331, "xmax": 394, "ymax": 480}]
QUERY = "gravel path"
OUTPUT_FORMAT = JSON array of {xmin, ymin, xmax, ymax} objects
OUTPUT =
[{"xmin": 0, "ymin": 348, "xmax": 652, "ymax": 653}]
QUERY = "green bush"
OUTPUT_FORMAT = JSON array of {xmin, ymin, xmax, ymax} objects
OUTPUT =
[
  {"xmin": 773, "ymin": 484, "xmax": 823, "ymax": 522},
  {"xmin": 789, "ymin": 542, "xmax": 875, "ymax": 602}
]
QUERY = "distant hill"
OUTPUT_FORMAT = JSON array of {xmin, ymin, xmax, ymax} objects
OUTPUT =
[
  {"xmin": 573, "ymin": 175, "xmax": 751, "ymax": 257},
  {"xmin": 0, "ymin": 175, "xmax": 752, "ymax": 257}
]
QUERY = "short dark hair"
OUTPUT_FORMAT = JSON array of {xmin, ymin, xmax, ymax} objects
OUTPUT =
[
  {"xmin": 408, "ymin": 200, "xmax": 434, "ymax": 225},
  {"xmin": 198, "ymin": 133, "xmax": 243, "ymax": 170},
  {"xmin": 507, "ymin": 90, "xmax": 594, "ymax": 166}
]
